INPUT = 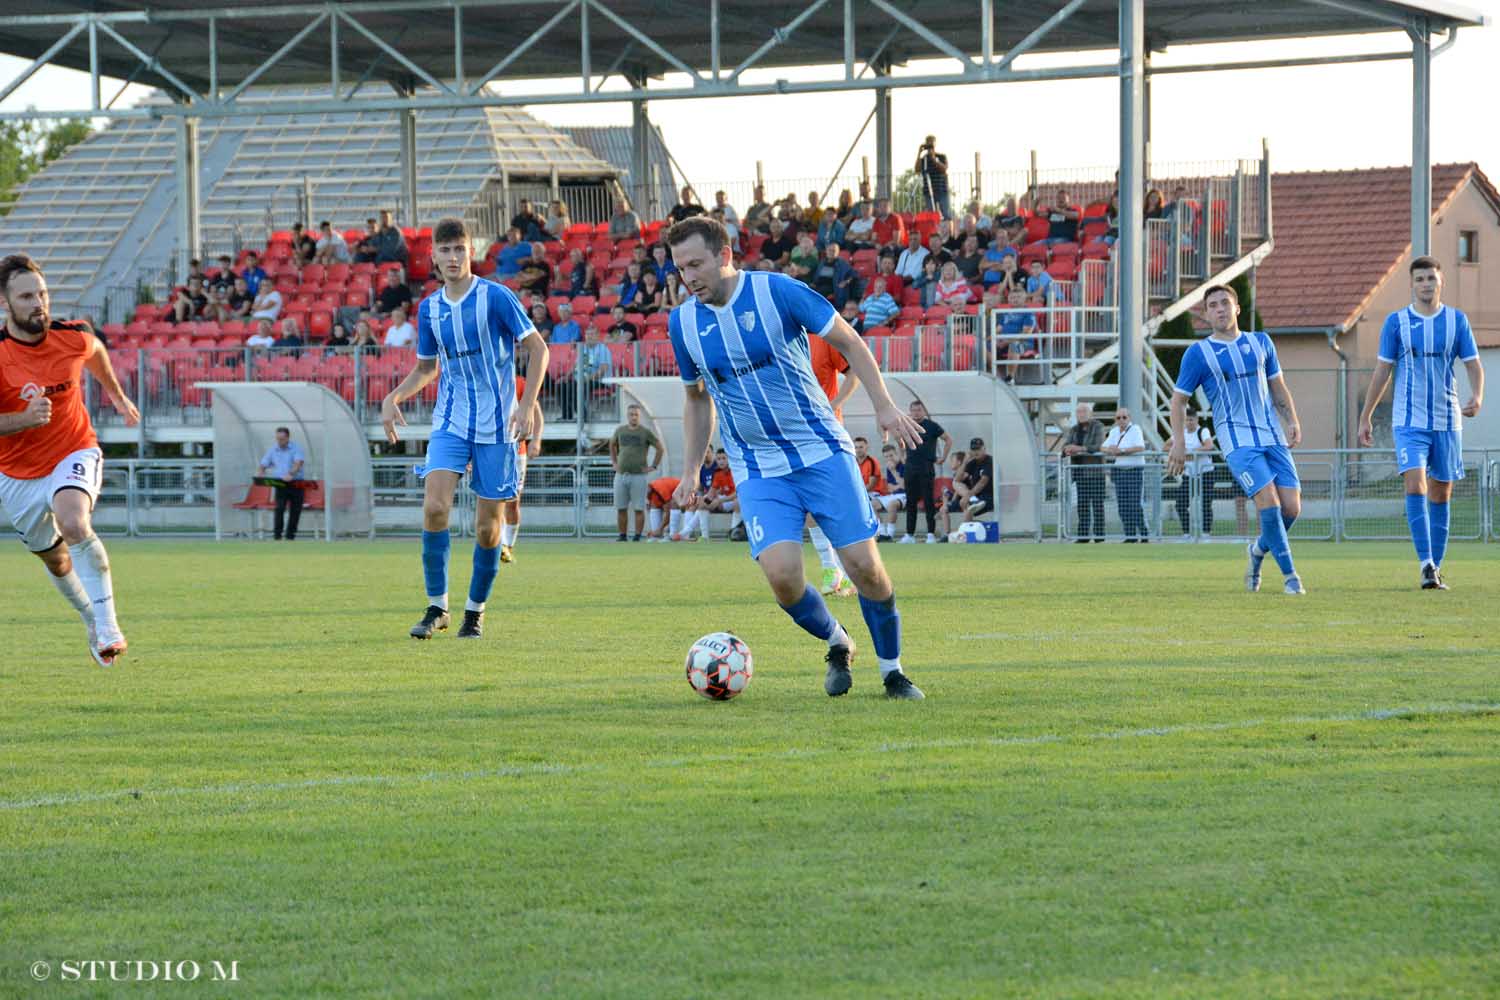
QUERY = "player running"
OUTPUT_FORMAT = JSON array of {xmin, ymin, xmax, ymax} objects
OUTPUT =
[
  {"xmin": 381, "ymin": 218, "xmax": 548, "ymax": 639},
  {"xmin": 1357, "ymin": 255, "xmax": 1483, "ymax": 589},
  {"xmin": 1168, "ymin": 283, "xmax": 1307, "ymax": 595},
  {"xmin": 0, "ymin": 254, "xmax": 140, "ymax": 665},
  {"xmin": 666, "ymin": 216, "xmax": 926, "ymax": 699}
]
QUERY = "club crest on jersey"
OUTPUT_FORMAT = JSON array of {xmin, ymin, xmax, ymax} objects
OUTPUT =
[
  {"xmin": 20, "ymin": 382, "xmax": 42, "ymax": 401},
  {"xmin": 1241, "ymin": 343, "xmax": 1252, "ymax": 354},
  {"xmin": 738, "ymin": 311, "xmax": 756, "ymax": 333}
]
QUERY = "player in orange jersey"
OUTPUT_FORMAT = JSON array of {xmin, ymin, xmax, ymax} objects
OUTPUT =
[
  {"xmin": 0, "ymin": 254, "xmax": 140, "ymax": 666},
  {"xmin": 807, "ymin": 333, "xmax": 859, "ymax": 595},
  {"xmin": 645, "ymin": 475, "xmax": 681, "ymax": 540},
  {"xmin": 498, "ymin": 374, "xmax": 544, "ymax": 563}
]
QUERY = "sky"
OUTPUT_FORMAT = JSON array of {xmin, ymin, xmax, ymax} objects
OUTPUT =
[{"xmin": 1, "ymin": 13, "xmax": 1497, "ymax": 201}]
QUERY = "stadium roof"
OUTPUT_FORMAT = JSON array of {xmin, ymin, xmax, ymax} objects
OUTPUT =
[
  {"xmin": 1257, "ymin": 162, "xmax": 1500, "ymax": 333},
  {"xmin": 0, "ymin": 1, "xmax": 1487, "ymax": 118}
]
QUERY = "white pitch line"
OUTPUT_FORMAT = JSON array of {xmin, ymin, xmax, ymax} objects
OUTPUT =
[{"xmin": 2, "ymin": 702, "xmax": 1495, "ymax": 812}]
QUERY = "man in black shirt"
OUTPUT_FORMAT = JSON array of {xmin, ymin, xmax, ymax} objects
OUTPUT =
[
  {"xmin": 900, "ymin": 400, "xmax": 951, "ymax": 543},
  {"xmin": 1062, "ymin": 402, "xmax": 1107, "ymax": 542},
  {"xmin": 761, "ymin": 219, "xmax": 797, "ymax": 270},
  {"xmin": 915, "ymin": 134, "xmax": 951, "ymax": 219},
  {"xmin": 668, "ymin": 186, "xmax": 705, "ymax": 224},
  {"xmin": 376, "ymin": 268, "xmax": 414, "ymax": 316},
  {"xmin": 509, "ymin": 199, "xmax": 544, "ymax": 241},
  {"xmin": 954, "ymin": 235, "xmax": 984, "ymax": 282}
]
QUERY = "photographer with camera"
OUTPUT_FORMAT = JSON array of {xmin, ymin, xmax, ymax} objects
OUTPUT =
[{"xmin": 914, "ymin": 135, "xmax": 951, "ymax": 220}]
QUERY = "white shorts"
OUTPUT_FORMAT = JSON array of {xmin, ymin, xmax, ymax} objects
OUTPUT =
[
  {"xmin": 873, "ymin": 492, "xmax": 905, "ymax": 511},
  {"xmin": 0, "ymin": 447, "xmax": 105, "ymax": 552}
]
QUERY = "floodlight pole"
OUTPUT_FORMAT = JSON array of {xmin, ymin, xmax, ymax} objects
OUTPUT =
[
  {"xmin": 173, "ymin": 113, "xmax": 201, "ymax": 275},
  {"xmin": 1409, "ymin": 17, "xmax": 1431, "ymax": 257},
  {"xmin": 1116, "ymin": 0, "xmax": 1145, "ymax": 420},
  {"xmin": 630, "ymin": 73, "xmax": 652, "ymax": 217},
  {"xmin": 873, "ymin": 57, "xmax": 892, "ymax": 200},
  {"xmin": 398, "ymin": 98, "xmax": 418, "ymax": 228}
]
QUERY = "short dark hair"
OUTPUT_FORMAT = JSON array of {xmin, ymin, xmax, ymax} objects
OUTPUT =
[
  {"xmin": 665, "ymin": 215, "xmax": 729, "ymax": 256},
  {"xmin": 433, "ymin": 217, "xmax": 469, "ymax": 244},
  {"xmin": 854, "ymin": 436, "xmax": 868, "ymax": 445},
  {"xmin": 715, "ymin": 448, "xmax": 727, "ymax": 455},
  {"xmin": 1410, "ymin": 255, "xmax": 1441, "ymax": 275},
  {"xmin": 1203, "ymin": 283, "xmax": 1239, "ymax": 306},
  {"xmin": 275, "ymin": 426, "xmax": 290, "ymax": 435},
  {"xmin": 0, "ymin": 253, "xmax": 43, "ymax": 293}
]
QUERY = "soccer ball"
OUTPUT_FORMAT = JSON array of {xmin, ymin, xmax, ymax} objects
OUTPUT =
[{"xmin": 684, "ymin": 632, "xmax": 754, "ymax": 701}]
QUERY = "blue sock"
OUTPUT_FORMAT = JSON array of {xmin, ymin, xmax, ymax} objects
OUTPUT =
[
  {"xmin": 1427, "ymin": 499, "xmax": 1450, "ymax": 568},
  {"xmin": 468, "ymin": 543, "xmax": 500, "ymax": 609},
  {"xmin": 421, "ymin": 529, "xmax": 450, "ymax": 606},
  {"xmin": 858, "ymin": 593, "xmax": 903, "ymax": 663},
  {"xmin": 780, "ymin": 583, "xmax": 838, "ymax": 642},
  {"xmin": 1405, "ymin": 493, "xmax": 1432, "ymax": 566},
  {"xmin": 1257, "ymin": 506, "xmax": 1295, "ymax": 577}
]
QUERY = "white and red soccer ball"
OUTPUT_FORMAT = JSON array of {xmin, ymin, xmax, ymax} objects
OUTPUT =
[{"xmin": 684, "ymin": 632, "xmax": 753, "ymax": 701}]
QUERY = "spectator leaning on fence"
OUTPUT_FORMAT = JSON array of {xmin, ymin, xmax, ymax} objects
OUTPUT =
[
  {"xmin": 1063, "ymin": 402, "xmax": 1107, "ymax": 543},
  {"xmin": 1103, "ymin": 407, "xmax": 1149, "ymax": 542}
]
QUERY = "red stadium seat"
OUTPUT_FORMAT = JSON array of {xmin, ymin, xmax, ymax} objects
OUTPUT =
[
  {"xmin": 308, "ymin": 310, "xmax": 333, "ymax": 338},
  {"xmin": 301, "ymin": 263, "xmax": 325, "ymax": 285},
  {"xmin": 863, "ymin": 325, "xmax": 892, "ymax": 338},
  {"xmin": 638, "ymin": 341, "xmax": 677, "ymax": 376},
  {"xmin": 1081, "ymin": 239, "xmax": 1112, "ymax": 260},
  {"xmin": 407, "ymin": 257, "xmax": 432, "ymax": 281},
  {"xmin": 572, "ymin": 295, "xmax": 598, "ymax": 316},
  {"xmin": 1024, "ymin": 216, "xmax": 1052, "ymax": 242},
  {"xmin": 608, "ymin": 343, "xmax": 636, "ymax": 375},
  {"xmin": 547, "ymin": 343, "xmax": 577, "ymax": 382},
  {"xmin": 1046, "ymin": 258, "xmax": 1078, "ymax": 281}
]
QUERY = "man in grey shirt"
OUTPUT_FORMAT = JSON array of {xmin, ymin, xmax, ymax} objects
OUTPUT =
[{"xmin": 610, "ymin": 404, "xmax": 662, "ymax": 541}]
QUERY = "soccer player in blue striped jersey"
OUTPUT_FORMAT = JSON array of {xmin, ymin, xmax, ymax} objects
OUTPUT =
[
  {"xmin": 380, "ymin": 217, "xmax": 548, "ymax": 639},
  {"xmin": 666, "ymin": 216, "xmax": 928, "ymax": 699},
  {"xmin": 1168, "ymin": 284, "xmax": 1307, "ymax": 594},
  {"xmin": 1357, "ymin": 255, "xmax": 1484, "ymax": 590}
]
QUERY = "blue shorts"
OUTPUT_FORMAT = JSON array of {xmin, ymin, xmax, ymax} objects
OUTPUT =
[
  {"xmin": 419, "ymin": 429, "xmax": 519, "ymax": 501},
  {"xmin": 735, "ymin": 452, "xmax": 880, "ymax": 560},
  {"xmin": 1395, "ymin": 426, "xmax": 1464, "ymax": 482},
  {"xmin": 1224, "ymin": 444, "xmax": 1300, "ymax": 498}
]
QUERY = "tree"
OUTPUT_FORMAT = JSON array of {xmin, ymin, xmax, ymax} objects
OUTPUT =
[{"xmin": 0, "ymin": 117, "xmax": 94, "ymax": 217}]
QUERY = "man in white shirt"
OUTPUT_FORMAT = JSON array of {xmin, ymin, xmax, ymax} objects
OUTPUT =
[
  {"xmin": 314, "ymin": 221, "xmax": 351, "ymax": 265},
  {"xmin": 250, "ymin": 285, "xmax": 282, "ymax": 322},
  {"xmin": 894, "ymin": 229, "xmax": 929, "ymax": 281},
  {"xmin": 1102, "ymin": 407, "xmax": 1149, "ymax": 541},
  {"xmin": 712, "ymin": 190, "xmax": 740, "ymax": 225},
  {"xmin": 383, "ymin": 305, "xmax": 416, "ymax": 348},
  {"xmin": 1170, "ymin": 409, "xmax": 1217, "ymax": 537},
  {"xmin": 246, "ymin": 318, "xmax": 276, "ymax": 350}
]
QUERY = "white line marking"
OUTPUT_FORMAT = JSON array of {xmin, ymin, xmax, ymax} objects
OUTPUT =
[{"xmin": 2, "ymin": 703, "xmax": 1494, "ymax": 811}]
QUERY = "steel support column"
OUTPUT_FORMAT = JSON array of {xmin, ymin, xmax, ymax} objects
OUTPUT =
[
  {"xmin": 1117, "ymin": 0, "xmax": 1145, "ymax": 419},
  {"xmin": 173, "ymin": 114, "xmax": 201, "ymax": 275},
  {"xmin": 398, "ymin": 105, "xmax": 418, "ymax": 227},
  {"xmin": 630, "ymin": 73, "xmax": 652, "ymax": 217},
  {"xmin": 1410, "ymin": 18, "xmax": 1432, "ymax": 257},
  {"xmin": 873, "ymin": 59, "xmax": 892, "ymax": 200}
]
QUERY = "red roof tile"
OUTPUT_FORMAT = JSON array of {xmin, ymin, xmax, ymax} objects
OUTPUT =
[{"xmin": 1257, "ymin": 163, "xmax": 1498, "ymax": 331}]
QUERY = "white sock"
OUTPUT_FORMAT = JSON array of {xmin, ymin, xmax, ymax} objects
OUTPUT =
[
  {"xmin": 648, "ymin": 508, "xmax": 663, "ymax": 534},
  {"xmin": 828, "ymin": 623, "xmax": 851, "ymax": 649},
  {"xmin": 730, "ymin": 510, "xmax": 743, "ymax": 528},
  {"xmin": 878, "ymin": 657, "xmax": 903, "ymax": 677},
  {"xmin": 48, "ymin": 568, "xmax": 92, "ymax": 617},
  {"xmin": 668, "ymin": 509, "xmax": 683, "ymax": 535},
  {"xmin": 68, "ymin": 536, "xmax": 119, "ymax": 632},
  {"xmin": 465, "ymin": 598, "xmax": 485, "ymax": 613},
  {"xmin": 808, "ymin": 523, "xmax": 841, "ymax": 570},
  {"xmin": 682, "ymin": 510, "xmax": 699, "ymax": 534},
  {"xmin": 429, "ymin": 593, "xmax": 449, "ymax": 611},
  {"xmin": 700, "ymin": 513, "xmax": 712, "ymax": 538},
  {"xmin": 500, "ymin": 523, "xmax": 518, "ymax": 546}
]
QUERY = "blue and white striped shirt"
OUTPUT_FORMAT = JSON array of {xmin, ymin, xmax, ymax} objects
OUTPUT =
[
  {"xmin": 1377, "ymin": 305, "xmax": 1479, "ymax": 431},
  {"xmin": 670, "ymin": 270, "xmax": 852, "ymax": 482},
  {"xmin": 417, "ymin": 277, "xmax": 537, "ymax": 445},
  {"xmin": 1174, "ymin": 331, "xmax": 1286, "ymax": 456}
]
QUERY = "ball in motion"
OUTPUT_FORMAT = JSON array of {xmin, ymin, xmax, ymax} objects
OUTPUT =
[{"xmin": 684, "ymin": 632, "xmax": 754, "ymax": 701}]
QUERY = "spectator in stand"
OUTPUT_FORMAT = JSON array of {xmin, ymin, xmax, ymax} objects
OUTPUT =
[
  {"xmin": 202, "ymin": 282, "xmax": 228, "ymax": 324},
  {"xmin": 845, "ymin": 201, "xmax": 877, "ymax": 250},
  {"xmin": 874, "ymin": 443, "xmax": 906, "ymax": 541},
  {"xmin": 1025, "ymin": 258, "xmax": 1054, "ymax": 299},
  {"xmin": 352, "ymin": 318, "xmax": 380, "ymax": 351},
  {"xmin": 900, "ymin": 399, "xmax": 950, "ymax": 543},
  {"xmin": 510, "ymin": 199, "xmax": 544, "ymax": 241},
  {"xmin": 566, "ymin": 248, "xmax": 599, "ymax": 298},
  {"xmin": 934, "ymin": 261, "xmax": 974, "ymax": 308},
  {"xmin": 872, "ymin": 253, "xmax": 905, "ymax": 301},
  {"xmin": 1163, "ymin": 185, "xmax": 1191, "ymax": 219},
  {"xmin": 1039, "ymin": 189, "xmax": 1081, "ymax": 245},
  {"xmin": 954, "ymin": 235, "xmax": 984, "ymax": 283},
  {"xmin": 761, "ymin": 218, "xmax": 797, "ymax": 270},
  {"xmin": 527, "ymin": 301, "xmax": 553, "ymax": 340},
  {"xmin": 610, "ymin": 403, "xmax": 662, "ymax": 541},
  {"xmin": 209, "ymin": 255, "xmax": 235, "ymax": 293},
  {"xmin": 274, "ymin": 317, "xmax": 304, "ymax": 351},
  {"xmin": 915, "ymin": 134, "xmax": 951, "ymax": 218},
  {"xmin": 980, "ymin": 236, "xmax": 1015, "ymax": 288},
  {"xmin": 617, "ymin": 261, "xmax": 644, "ymax": 305},
  {"xmin": 895, "ymin": 229, "xmax": 929, "ymax": 281},
  {"xmin": 606, "ymin": 303, "xmax": 637, "ymax": 343},
  {"xmin": 958, "ymin": 212, "xmax": 987, "ymax": 248},
  {"xmin": 995, "ymin": 251, "xmax": 1026, "ymax": 296},
  {"xmin": 352, "ymin": 235, "xmax": 379, "ymax": 264},
  {"xmin": 171, "ymin": 276, "xmax": 208, "ymax": 323},
  {"xmin": 709, "ymin": 206, "xmax": 741, "ymax": 254},
  {"xmin": 776, "ymin": 193, "xmax": 802, "ymax": 231},
  {"xmin": 839, "ymin": 298, "xmax": 864, "ymax": 335},
  {"xmin": 559, "ymin": 325, "xmax": 612, "ymax": 421},
  {"xmin": 996, "ymin": 286, "xmax": 1039, "ymax": 382},
  {"xmin": 789, "ymin": 233, "xmax": 819, "ymax": 281},
  {"xmin": 383, "ymin": 307, "xmax": 415, "ymax": 348},
  {"xmin": 376, "ymin": 267, "xmax": 414, "ymax": 316},
  {"xmin": 940, "ymin": 438, "xmax": 995, "ymax": 537},
  {"xmin": 220, "ymin": 275, "xmax": 253, "ymax": 322},
  {"xmin": 858, "ymin": 278, "xmax": 900, "ymax": 329},
  {"xmin": 810, "ymin": 242, "xmax": 859, "ymax": 308},
  {"xmin": 516, "ymin": 249, "xmax": 550, "ymax": 297},
  {"xmin": 939, "ymin": 218, "xmax": 965, "ymax": 254},
  {"xmin": 872, "ymin": 197, "xmax": 906, "ymax": 248},
  {"xmin": 1103, "ymin": 406, "xmax": 1149, "ymax": 542},
  {"xmin": 632, "ymin": 271, "xmax": 665, "ymax": 315},
  {"xmin": 1144, "ymin": 188, "xmax": 1166, "ymax": 221},
  {"xmin": 492, "ymin": 227, "xmax": 532, "ymax": 277},
  {"xmin": 801, "ymin": 191, "xmax": 825, "ymax": 232},
  {"xmin": 550, "ymin": 302, "xmax": 582, "ymax": 344},
  {"xmin": 850, "ymin": 178, "xmax": 874, "ymax": 217},
  {"xmin": 711, "ymin": 190, "xmax": 739, "ymax": 225},
  {"xmin": 290, "ymin": 223, "xmax": 317, "ymax": 264},
  {"xmin": 925, "ymin": 231, "xmax": 953, "ymax": 269},
  {"xmin": 247, "ymin": 318, "xmax": 276, "ymax": 351},
  {"xmin": 815, "ymin": 207, "xmax": 846, "ymax": 251},
  {"xmin": 1063, "ymin": 402, "xmax": 1107, "ymax": 542},
  {"xmin": 967, "ymin": 199, "xmax": 994, "ymax": 233},
  {"xmin": 608, "ymin": 196, "xmax": 642, "ymax": 240},
  {"xmin": 913, "ymin": 255, "xmax": 942, "ymax": 309},
  {"xmin": 325, "ymin": 323, "xmax": 352, "ymax": 348},
  {"xmin": 239, "ymin": 251, "xmax": 268, "ymax": 295},
  {"xmin": 250, "ymin": 281, "xmax": 282, "ymax": 323},
  {"xmin": 1001, "ymin": 214, "xmax": 1027, "ymax": 250},
  {"xmin": 835, "ymin": 188, "xmax": 856, "ymax": 226},
  {"xmin": 662, "ymin": 271, "xmax": 686, "ymax": 310},
  {"xmin": 649, "ymin": 243, "xmax": 677, "ymax": 286},
  {"xmin": 545, "ymin": 199, "xmax": 571, "ymax": 239},
  {"xmin": 744, "ymin": 185, "xmax": 773, "ymax": 234},
  {"xmin": 374, "ymin": 209, "xmax": 408, "ymax": 264},
  {"xmin": 668, "ymin": 186, "xmax": 705, "ymax": 224},
  {"xmin": 314, "ymin": 221, "xmax": 351, "ymax": 265}
]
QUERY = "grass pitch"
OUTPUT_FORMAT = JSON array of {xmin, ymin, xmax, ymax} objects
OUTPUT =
[{"xmin": 2, "ymin": 540, "xmax": 1497, "ymax": 998}]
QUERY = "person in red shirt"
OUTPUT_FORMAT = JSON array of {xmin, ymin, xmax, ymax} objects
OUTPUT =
[
  {"xmin": 0, "ymin": 254, "xmax": 139, "ymax": 666},
  {"xmin": 498, "ymin": 374, "xmax": 544, "ymax": 563},
  {"xmin": 695, "ymin": 449, "xmax": 740, "ymax": 540},
  {"xmin": 646, "ymin": 475, "xmax": 681, "ymax": 540},
  {"xmin": 871, "ymin": 197, "xmax": 907, "ymax": 248}
]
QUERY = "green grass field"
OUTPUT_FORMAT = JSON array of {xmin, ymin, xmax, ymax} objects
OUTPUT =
[{"xmin": 3, "ymin": 540, "xmax": 1497, "ymax": 998}]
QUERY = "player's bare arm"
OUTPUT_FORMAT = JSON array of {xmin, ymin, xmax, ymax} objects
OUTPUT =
[
  {"xmin": 381, "ymin": 357, "xmax": 439, "ymax": 443},
  {"xmin": 83, "ymin": 335, "xmax": 140, "ymax": 426},
  {"xmin": 674, "ymin": 380, "xmax": 716, "ymax": 508},
  {"xmin": 830, "ymin": 371, "xmax": 860, "ymax": 414},
  {"xmin": 1356, "ymin": 360, "xmax": 1394, "ymax": 447},
  {"xmin": 1462, "ymin": 358, "xmax": 1484, "ymax": 418},
  {"xmin": 0, "ymin": 393, "xmax": 53, "ymax": 435},
  {"xmin": 528, "ymin": 401, "xmax": 544, "ymax": 457},
  {"xmin": 510, "ymin": 332, "xmax": 549, "ymax": 442},
  {"xmin": 820, "ymin": 318, "xmax": 923, "ymax": 449},
  {"xmin": 1269, "ymin": 376, "xmax": 1302, "ymax": 447},
  {"xmin": 1166, "ymin": 390, "xmax": 1190, "ymax": 476}
]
